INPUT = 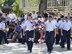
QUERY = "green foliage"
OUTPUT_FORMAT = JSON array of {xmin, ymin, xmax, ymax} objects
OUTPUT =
[
  {"xmin": 12, "ymin": 0, "xmax": 24, "ymax": 17},
  {"xmin": 4, "ymin": 0, "xmax": 15, "ymax": 6},
  {"xmin": 0, "ymin": 0, "xmax": 4, "ymax": 8}
]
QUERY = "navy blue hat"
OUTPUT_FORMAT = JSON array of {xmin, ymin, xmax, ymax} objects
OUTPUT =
[
  {"xmin": 48, "ymin": 15, "xmax": 52, "ymax": 18},
  {"xmin": 64, "ymin": 16, "xmax": 68, "ymax": 19},
  {"xmin": 61, "ymin": 15, "xmax": 64, "ymax": 18},
  {"xmin": 38, "ymin": 16, "xmax": 41, "ymax": 18},
  {"xmin": 28, "ymin": 13, "xmax": 32, "ymax": 16}
]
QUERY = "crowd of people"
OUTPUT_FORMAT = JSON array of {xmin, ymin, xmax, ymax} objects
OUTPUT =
[{"xmin": 0, "ymin": 10, "xmax": 72, "ymax": 54}]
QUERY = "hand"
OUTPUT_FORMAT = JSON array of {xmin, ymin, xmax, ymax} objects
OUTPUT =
[
  {"xmin": 3, "ymin": 29, "xmax": 7, "ymax": 32},
  {"xmin": 61, "ymin": 33, "xmax": 63, "ymax": 36},
  {"xmin": 54, "ymin": 34, "xmax": 56, "ymax": 37},
  {"xmin": 56, "ymin": 32, "xmax": 59, "ymax": 35}
]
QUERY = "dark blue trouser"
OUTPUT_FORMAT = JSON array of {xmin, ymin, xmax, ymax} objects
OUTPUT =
[
  {"xmin": 34, "ymin": 29, "xmax": 40, "ymax": 43},
  {"xmin": 61, "ymin": 30, "xmax": 70, "ymax": 49},
  {"xmin": 25, "ymin": 30, "xmax": 34, "ymax": 51},
  {"xmin": 0, "ymin": 30, "xmax": 8, "ymax": 44},
  {"xmin": 22, "ymin": 32, "xmax": 26, "ymax": 44},
  {"xmin": 56, "ymin": 29, "xmax": 61, "ymax": 44},
  {"xmin": 45, "ymin": 31, "xmax": 54, "ymax": 52}
]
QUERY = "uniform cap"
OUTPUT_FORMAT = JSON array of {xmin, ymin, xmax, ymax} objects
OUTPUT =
[
  {"xmin": 61, "ymin": 15, "xmax": 64, "ymax": 18},
  {"xmin": 48, "ymin": 15, "xmax": 52, "ymax": 18},
  {"xmin": 64, "ymin": 16, "xmax": 68, "ymax": 19}
]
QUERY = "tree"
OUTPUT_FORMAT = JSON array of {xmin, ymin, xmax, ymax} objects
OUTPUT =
[{"xmin": 39, "ymin": 0, "xmax": 47, "ymax": 14}]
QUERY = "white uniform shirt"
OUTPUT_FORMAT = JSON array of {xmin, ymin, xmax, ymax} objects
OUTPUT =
[
  {"xmin": 8, "ymin": 13, "xmax": 17, "ymax": 22},
  {"xmin": 52, "ymin": 19, "xmax": 57, "ymax": 26},
  {"xmin": 56, "ymin": 20, "xmax": 65, "ymax": 29},
  {"xmin": 61, "ymin": 20, "xmax": 72, "ymax": 31},
  {"xmin": 1, "ymin": 22, "xmax": 6, "ymax": 30},
  {"xmin": 70, "ymin": 20, "xmax": 72, "ymax": 26},
  {"xmin": 44, "ymin": 20, "xmax": 56, "ymax": 31},
  {"xmin": 0, "ymin": 22, "xmax": 6, "ymax": 30},
  {"xmin": 61, "ymin": 21, "xmax": 72, "ymax": 31},
  {"xmin": 24, "ymin": 14, "xmax": 27, "ymax": 21},
  {"xmin": 24, "ymin": 20, "xmax": 34, "ymax": 31},
  {"xmin": 31, "ymin": 13, "xmax": 37, "ymax": 19},
  {"xmin": 0, "ymin": 23, "xmax": 2, "ymax": 30},
  {"xmin": 20, "ymin": 21, "xmax": 25, "ymax": 29}
]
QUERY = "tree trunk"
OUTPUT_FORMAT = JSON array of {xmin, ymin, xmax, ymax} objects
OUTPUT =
[{"xmin": 39, "ymin": 0, "xmax": 47, "ymax": 14}]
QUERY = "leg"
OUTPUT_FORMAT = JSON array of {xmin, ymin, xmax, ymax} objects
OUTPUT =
[
  {"xmin": 67, "ymin": 31, "xmax": 70, "ymax": 50},
  {"xmin": 34, "ymin": 30, "xmax": 40, "ymax": 43},
  {"xmin": 48, "ymin": 32, "xmax": 54, "ymax": 53},
  {"xmin": 60, "ymin": 30, "xmax": 66, "ymax": 48},
  {"xmin": 45, "ymin": 32, "xmax": 50, "ymax": 52},
  {"xmin": 60, "ymin": 36, "xmax": 66, "ymax": 48},
  {"xmin": 29, "ymin": 41, "xmax": 33, "ymax": 52},
  {"xmin": 0, "ymin": 33, "xmax": 3, "ymax": 44},
  {"xmin": 22, "ymin": 36, "xmax": 26, "ymax": 44},
  {"xmin": 45, "ymin": 38, "xmax": 49, "ymax": 51},
  {"xmin": 26, "ymin": 31, "xmax": 31, "ymax": 51},
  {"xmin": 56, "ymin": 29, "xmax": 61, "ymax": 44},
  {"xmin": 27, "ymin": 41, "xmax": 30, "ymax": 50},
  {"xmin": 3, "ymin": 32, "xmax": 9, "ymax": 44},
  {"xmin": 29, "ymin": 31, "xmax": 34, "ymax": 52},
  {"xmin": 0, "ymin": 37, "xmax": 2, "ymax": 44}
]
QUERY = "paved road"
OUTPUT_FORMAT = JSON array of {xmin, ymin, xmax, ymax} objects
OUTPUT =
[{"xmin": 0, "ymin": 43, "xmax": 72, "ymax": 54}]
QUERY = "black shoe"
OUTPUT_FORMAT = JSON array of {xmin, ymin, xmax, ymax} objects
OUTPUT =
[
  {"xmin": 56, "ymin": 43, "xmax": 59, "ymax": 45},
  {"xmin": 27, "ymin": 49, "xmax": 29, "ymax": 51},
  {"xmin": 22, "ymin": 43, "xmax": 25, "ymax": 44},
  {"xmin": 47, "ymin": 49, "xmax": 49, "ymax": 52},
  {"xmin": 67, "ymin": 49, "xmax": 70, "ymax": 50},
  {"xmin": 30, "ymin": 50, "xmax": 32, "ymax": 53},
  {"xmin": 6, "ymin": 42, "xmax": 9, "ymax": 44},
  {"xmin": 61, "ymin": 46, "xmax": 65, "ymax": 48},
  {"xmin": 49, "ymin": 51, "xmax": 51, "ymax": 54}
]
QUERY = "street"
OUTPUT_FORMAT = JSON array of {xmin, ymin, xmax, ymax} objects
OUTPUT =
[{"xmin": 0, "ymin": 43, "xmax": 72, "ymax": 54}]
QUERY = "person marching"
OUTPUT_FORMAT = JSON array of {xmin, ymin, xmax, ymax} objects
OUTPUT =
[
  {"xmin": 7, "ymin": 10, "xmax": 17, "ymax": 24},
  {"xmin": 56, "ymin": 15, "xmax": 65, "ymax": 44},
  {"xmin": 60, "ymin": 16, "xmax": 72, "ymax": 50},
  {"xmin": 0, "ymin": 18, "xmax": 8, "ymax": 44},
  {"xmin": 23, "ymin": 14, "xmax": 34, "ymax": 53},
  {"xmin": 44, "ymin": 16, "xmax": 56, "ymax": 53}
]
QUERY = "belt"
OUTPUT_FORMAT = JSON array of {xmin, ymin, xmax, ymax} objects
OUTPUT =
[
  {"xmin": 63, "ymin": 29, "xmax": 70, "ymax": 32},
  {"xmin": 26, "ymin": 30, "xmax": 34, "ymax": 32},
  {"xmin": 46, "ymin": 31, "xmax": 54, "ymax": 32}
]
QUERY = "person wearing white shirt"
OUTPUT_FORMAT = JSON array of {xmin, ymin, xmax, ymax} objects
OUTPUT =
[
  {"xmin": 60, "ymin": 17, "xmax": 72, "ymax": 50},
  {"xmin": 31, "ymin": 11, "xmax": 37, "ymax": 19},
  {"xmin": 24, "ymin": 13, "xmax": 27, "ymax": 21},
  {"xmin": 23, "ymin": 14, "xmax": 34, "ymax": 53},
  {"xmin": 20, "ymin": 21, "xmax": 26, "ymax": 44},
  {"xmin": 0, "ymin": 19, "xmax": 8, "ymax": 44},
  {"xmin": 44, "ymin": 16, "xmax": 56, "ymax": 53},
  {"xmin": 52, "ymin": 18, "xmax": 57, "ymax": 26},
  {"xmin": 8, "ymin": 10, "xmax": 17, "ymax": 22},
  {"xmin": 56, "ymin": 17, "xmax": 65, "ymax": 29},
  {"xmin": 56, "ymin": 15, "xmax": 65, "ymax": 44}
]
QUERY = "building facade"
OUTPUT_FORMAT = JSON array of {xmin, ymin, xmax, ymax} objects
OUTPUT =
[{"xmin": 19, "ymin": 0, "xmax": 72, "ymax": 13}]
